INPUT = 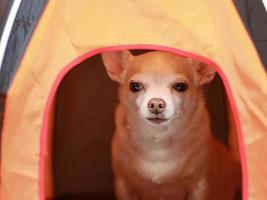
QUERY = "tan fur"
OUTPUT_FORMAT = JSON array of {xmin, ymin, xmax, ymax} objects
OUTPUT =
[{"xmin": 102, "ymin": 51, "xmax": 241, "ymax": 200}]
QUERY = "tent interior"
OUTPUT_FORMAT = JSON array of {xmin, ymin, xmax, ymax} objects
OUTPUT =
[{"xmin": 50, "ymin": 50, "xmax": 241, "ymax": 200}]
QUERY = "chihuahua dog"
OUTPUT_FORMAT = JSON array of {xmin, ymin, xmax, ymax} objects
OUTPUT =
[{"xmin": 102, "ymin": 50, "xmax": 241, "ymax": 200}]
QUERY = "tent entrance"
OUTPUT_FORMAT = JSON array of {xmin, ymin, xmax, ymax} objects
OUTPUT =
[
  {"xmin": 53, "ymin": 54, "xmax": 117, "ymax": 200},
  {"xmin": 45, "ymin": 48, "xmax": 243, "ymax": 200}
]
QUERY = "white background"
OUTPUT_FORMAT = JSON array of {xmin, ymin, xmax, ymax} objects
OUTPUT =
[{"xmin": 263, "ymin": 0, "xmax": 267, "ymax": 11}]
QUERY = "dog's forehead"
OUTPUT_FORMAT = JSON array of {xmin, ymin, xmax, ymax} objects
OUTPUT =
[{"xmin": 125, "ymin": 51, "xmax": 194, "ymax": 81}]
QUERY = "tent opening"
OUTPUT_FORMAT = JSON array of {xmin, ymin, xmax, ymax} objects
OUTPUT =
[
  {"xmin": 52, "ymin": 53, "xmax": 118, "ymax": 200},
  {"xmin": 45, "ymin": 49, "xmax": 242, "ymax": 200}
]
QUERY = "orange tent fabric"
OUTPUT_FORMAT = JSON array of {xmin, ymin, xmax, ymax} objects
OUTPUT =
[{"xmin": 1, "ymin": 0, "xmax": 267, "ymax": 200}]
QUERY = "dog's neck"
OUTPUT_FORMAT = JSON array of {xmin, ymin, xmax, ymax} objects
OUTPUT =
[{"xmin": 115, "ymin": 98, "xmax": 213, "ymax": 179}]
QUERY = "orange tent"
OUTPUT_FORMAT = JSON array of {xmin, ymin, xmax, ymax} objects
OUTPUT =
[{"xmin": 0, "ymin": 1, "xmax": 267, "ymax": 200}]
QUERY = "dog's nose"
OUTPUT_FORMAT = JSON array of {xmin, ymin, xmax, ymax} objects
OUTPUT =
[{"xmin": 148, "ymin": 98, "xmax": 166, "ymax": 114}]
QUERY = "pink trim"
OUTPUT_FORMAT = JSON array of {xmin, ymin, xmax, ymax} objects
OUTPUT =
[{"xmin": 39, "ymin": 44, "xmax": 248, "ymax": 200}]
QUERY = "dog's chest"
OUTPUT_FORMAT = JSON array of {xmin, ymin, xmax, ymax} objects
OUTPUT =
[{"xmin": 134, "ymin": 148, "xmax": 184, "ymax": 184}]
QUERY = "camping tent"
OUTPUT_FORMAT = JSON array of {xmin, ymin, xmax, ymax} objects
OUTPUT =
[{"xmin": 0, "ymin": 0, "xmax": 267, "ymax": 200}]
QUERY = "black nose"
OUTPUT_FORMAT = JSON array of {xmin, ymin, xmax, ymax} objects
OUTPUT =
[{"xmin": 148, "ymin": 98, "xmax": 166, "ymax": 114}]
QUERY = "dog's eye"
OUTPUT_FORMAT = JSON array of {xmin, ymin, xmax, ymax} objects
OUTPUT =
[
  {"xmin": 129, "ymin": 81, "xmax": 144, "ymax": 92},
  {"xmin": 173, "ymin": 82, "xmax": 188, "ymax": 92}
]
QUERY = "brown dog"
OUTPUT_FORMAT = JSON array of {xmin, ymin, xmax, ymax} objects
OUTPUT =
[{"xmin": 102, "ymin": 50, "xmax": 241, "ymax": 200}]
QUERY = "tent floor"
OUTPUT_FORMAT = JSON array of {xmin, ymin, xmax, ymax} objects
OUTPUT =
[
  {"xmin": 54, "ymin": 193, "xmax": 115, "ymax": 200},
  {"xmin": 54, "ymin": 192, "xmax": 242, "ymax": 200}
]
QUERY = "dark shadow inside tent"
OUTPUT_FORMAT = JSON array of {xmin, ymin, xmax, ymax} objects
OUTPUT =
[
  {"xmin": 53, "ymin": 54, "xmax": 117, "ymax": 200},
  {"xmin": 52, "ymin": 51, "xmax": 241, "ymax": 200}
]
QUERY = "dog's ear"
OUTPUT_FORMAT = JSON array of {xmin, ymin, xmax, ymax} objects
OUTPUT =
[
  {"xmin": 188, "ymin": 58, "xmax": 216, "ymax": 85},
  {"xmin": 101, "ymin": 50, "xmax": 133, "ymax": 83}
]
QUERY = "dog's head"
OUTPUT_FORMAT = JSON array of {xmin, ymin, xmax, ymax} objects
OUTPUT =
[{"xmin": 102, "ymin": 50, "xmax": 215, "ymax": 128}]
